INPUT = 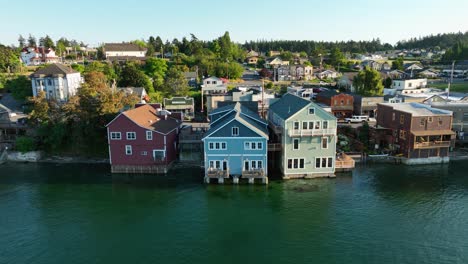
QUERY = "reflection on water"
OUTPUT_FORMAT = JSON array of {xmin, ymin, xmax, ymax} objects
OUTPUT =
[{"xmin": 0, "ymin": 162, "xmax": 467, "ymax": 264}]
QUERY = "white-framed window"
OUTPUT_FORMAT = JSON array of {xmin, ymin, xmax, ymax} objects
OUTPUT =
[
  {"xmin": 315, "ymin": 157, "xmax": 333, "ymax": 168},
  {"xmin": 244, "ymin": 141, "xmax": 263, "ymax": 150},
  {"xmin": 322, "ymin": 137, "xmax": 328, "ymax": 149},
  {"xmin": 251, "ymin": 142, "xmax": 257, "ymax": 149},
  {"xmin": 315, "ymin": 121, "xmax": 321, "ymax": 129},
  {"xmin": 302, "ymin": 122, "xmax": 308, "ymax": 130},
  {"xmin": 141, "ymin": 151, "xmax": 148, "ymax": 156},
  {"xmin": 309, "ymin": 108, "xmax": 315, "ymax": 115},
  {"xmin": 287, "ymin": 158, "xmax": 305, "ymax": 169},
  {"xmin": 293, "ymin": 121, "xmax": 300, "ymax": 130},
  {"xmin": 125, "ymin": 145, "xmax": 132, "ymax": 155},
  {"xmin": 126, "ymin": 132, "xmax": 136, "ymax": 140},
  {"xmin": 146, "ymin": 131, "xmax": 153, "ymax": 140},
  {"xmin": 257, "ymin": 142, "xmax": 262, "ymax": 150},
  {"xmin": 110, "ymin": 132, "xmax": 121, "ymax": 140},
  {"xmin": 232, "ymin": 127, "xmax": 239, "ymax": 136},
  {"xmin": 323, "ymin": 121, "xmax": 329, "ymax": 129},
  {"xmin": 293, "ymin": 139, "xmax": 300, "ymax": 150},
  {"xmin": 153, "ymin": 150, "xmax": 166, "ymax": 160},
  {"xmin": 209, "ymin": 142, "xmax": 227, "ymax": 150}
]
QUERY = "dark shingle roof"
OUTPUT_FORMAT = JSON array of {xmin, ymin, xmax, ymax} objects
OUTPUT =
[
  {"xmin": 269, "ymin": 93, "xmax": 311, "ymax": 120},
  {"xmin": 104, "ymin": 43, "xmax": 147, "ymax": 52},
  {"xmin": 32, "ymin": 63, "xmax": 78, "ymax": 77}
]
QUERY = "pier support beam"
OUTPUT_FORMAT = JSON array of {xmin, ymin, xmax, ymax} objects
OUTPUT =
[
  {"xmin": 262, "ymin": 177, "xmax": 268, "ymax": 184},
  {"xmin": 248, "ymin": 178, "xmax": 254, "ymax": 184},
  {"xmin": 218, "ymin": 178, "xmax": 224, "ymax": 184},
  {"xmin": 204, "ymin": 176, "xmax": 210, "ymax": 184},
  {"xmin": 233, "ymin": 177, "xmax": 239, "ymax": 184}
]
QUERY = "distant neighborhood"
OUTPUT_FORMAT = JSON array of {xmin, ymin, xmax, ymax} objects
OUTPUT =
[{"xmin": 1, "ymin": 31, "xmax": 468, "ymax": 183}]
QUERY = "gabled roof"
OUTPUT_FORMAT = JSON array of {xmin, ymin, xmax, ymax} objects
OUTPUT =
[
  {"xmin": 117, "ymin": 87, "xmax": 146, "ymax": 97},
  {"xmin": 104, "ymin": 43, "xmax": 147, "ymax": 52},
  {"xmin": 204, "ymin": 102, "xmax": 268, "ymax": 139},
  {"xmin": 183, "ymin": 72, "xmax": 197, "ymax": 79},
  {"xmin": 268, "ymin": 93, "xmax": 311, "ymax": 120},
  {"xmin": 107, "ymin": 104, "xmax": 180, "ymax": 134},
  {"xmin": 32, "ymin": 63, "xmax": 78, "ymax": 77},
  {"xmin": 163, "ymin": 96, "xmax": 194, "ymax": 106}
]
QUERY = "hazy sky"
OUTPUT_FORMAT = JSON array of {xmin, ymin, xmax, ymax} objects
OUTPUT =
[{"xmin": 1, "ymin": 0, "xmax": 467, "ymax": 47}]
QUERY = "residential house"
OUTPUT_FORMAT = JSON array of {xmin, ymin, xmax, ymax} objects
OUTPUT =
[
  {"xmin": 387, "ymin": 70, "xmax": 408, "ymax": 79},
  {"xmin": 418, "ymin": 69, "xmax": 438, "ymax": 78},
  {"xmin": 207, "ymin": 88, "xmax": 275, "ymax": 116},
  {"xmin": 103, "ymin": 43, "xmax": 147, "ymax": 59},
  {"xmin": 315, "ymin": 69, "xmax": 339, "ymax": 79},
  {"xmin": 201, "ymin": 76, "xmax": 227, "ymax": 94},
  {"xmin": 268, "ymin": 93, "xmax": 337, "ymax": 178},
  {"xmin": 382, "ymin": 62, "xmax": 391, "ymax": 71},
  {"xmin": 31, "ymin": 63, "xmax": 82, "ymax": 101},
  {"xmin": 353, "ymin": 95, "xmax": 384, "ymax": 117},
  {"xmin": 245, "ymin": 50, "xmax": 259, "ymax": 65},
  {"xmin": 376, "ymin": 102, "xmax": 455, "ymax": 164},
  {"xmin": 163, "ymin": 97, "xmax": 195, "ymax": 120},
  {"xmin": 202, "ymin": 102, "xmax": 269, "ymax": 184},
  {"xmin": 20, "ymin": 47, "xmax": 59, "ymax": 66},
  {"xmin": 117, "ymin": 87, "xmax": 148, "ymax": 103},
  {"xmin": 265, "ymin": 57, "xmax": 289, "ymax": 68},
  {"xmin": 183, "ymin": 72, "xmax": 198, "ymax": 87},
  {"xmin": 315, "ymin": 90, "xmax": 354, "ymax": 118},
  {"xmin": 391, "ymin": 78, "xmax": 427, "ymax": 90},
  {"xmin": 404, "ymin": 63, "xmax": 423, "ymax": 72},
  {"xmin": 361, "ymin": 60, "xmax": 382, "ymax": 71},
  {"xmin": 106, "ymin": 104, "xmax": 181, "ymax": 173}
]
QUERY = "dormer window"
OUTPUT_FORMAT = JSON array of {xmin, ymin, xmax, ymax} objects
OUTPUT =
[
  {"xmin": 308, "ymin": 108, "xmax": 315, "ymax": 115},
  {"xmin": 232, "ymin": 127, "xmax": 239, "ymax": 136}
]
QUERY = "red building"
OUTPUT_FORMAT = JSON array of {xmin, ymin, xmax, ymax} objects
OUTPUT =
[
  {"xmin": 315, "ymin": 90, "xmax": 354, "ymax": 118},
  {"xmin": 376, "ymin": 102, "xmax": 455, "ymax": 163},
  {"xmin": 106, "ymin": 104, "xmax": 181, "ymax": 173}
]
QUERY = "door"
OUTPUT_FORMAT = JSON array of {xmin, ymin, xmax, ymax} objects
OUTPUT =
[
  {"xmin": 222, "ymin": 161, "xmax": 227, "ymax": 171},
  {"xmin": 244, "ymin": 160, "xmax": 250, "ymax": 171}
]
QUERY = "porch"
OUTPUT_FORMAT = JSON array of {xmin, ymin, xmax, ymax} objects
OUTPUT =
[{"xmin": 335, "ymin": 153, "xmax": 355, "ymax": 172}]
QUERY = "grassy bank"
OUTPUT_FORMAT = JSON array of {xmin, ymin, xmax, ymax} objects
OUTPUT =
[{"xmin": 429, "ymin": 82, "xmax": 468, "ymax": 93}]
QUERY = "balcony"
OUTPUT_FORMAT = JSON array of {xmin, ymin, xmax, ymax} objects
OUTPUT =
[
  {"xmin": 414, "ymin": 141, "xmax": 451, "ymax": 149},
  {"xmin": 207, "ymin": 168, "xmax": 229, "ymax": 178},
  {"xmin": 242, "ymin": 169, "xmax": 265, "ymax": 178},
  {"xmin": 269, "ymin": 122, "xmax": 283, "ymax": 135},
  {"xmin": 288, "ymin": 128, "xmax": 337, "ymax": 137}
]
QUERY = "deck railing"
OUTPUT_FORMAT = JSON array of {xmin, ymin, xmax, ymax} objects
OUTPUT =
[
  {"xmin": 288, "ymin": 128, "xmax": 337, "ymax": 137},
  {"xmin": 335, "ymin": 153, "xmax": 355, "ymax": 169},
  {"xmin": 242, "ymin": 169, "xmax": 265, "ymax": 178},
  {"xmin": 414, "ymin": 141, "xmax": 451, "ymax": 149},
  {"xmin": 207, "ymin": 168, "xmax": 229, "ymax": 178}
]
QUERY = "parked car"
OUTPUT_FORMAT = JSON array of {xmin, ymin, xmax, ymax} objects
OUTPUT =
[{"xmin": 344, "ymin": 115, "xmax": 369, "ymax": 123}]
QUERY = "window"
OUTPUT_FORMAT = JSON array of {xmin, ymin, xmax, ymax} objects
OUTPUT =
[
  {"xmin": 308, "ymin": 121, "xmax": 314, "ymax": 129},
  {"xmin": 315, "ymin": 121, "xmax": 321, "ymax": 129},
  {"xmin": 392, "ymin": 113, "xmax": 395, "ymax": 121},
  {"xmin": 257, "ymin": 142, "xmax": 262, "ymax": 150},
  {"xmin": 287, "ymin": 159, "xmax": 293, "ymax": 169},
  {"xmin": 209, "ymin": 142, "xmax": 226, "ymax": 150},
  {"xmin": 323, "ymin": 121, "xmax": 328, "ymax": 129},
  {"xmin": 293, "ymin": 159, "xmax": 299, "ymax": 169},
  {"xmin": 126, "ymin": 132, "xmax": 136, "ymax": 140},
  {"xmin": 141, "ymin": 151, "xmax": 148, "ymax": 156},
  {"xmin": 293, "ymin": 139, "xmax": 299, "ymax": 150},
  {"xmin": 215, "ymin": 142, "xmax": 220, "ymax": 149},
  {"xmin": 302, "ymin": 122, "xmax": 308, "ymax": 130},
  {"xmin": 420, "ymin": 118, "xmax": 426, "ymax": 126},
  {"xmin": 400, "ymin": 114, "xmax": 404, "ymax": 124},
  {"xmin": 409, "ymin": 82, "xmax": 412, "ymax": 88},
  {"xmin": 316, "ymin": 158, "xmax": 321, "ymax": 168},
  {"xmin": 299, "ymin": 159, "xmax": 304, "ymax": 169},
  {"xmin": 244, "ymin": 142, "xmax": 250, "ymax": 150},
  {"xmin": 47, "ymin": 79, "xmax": 52, "ymax": 85},
  {"xmin": 209, "ymin": 142, "xmax": 214, "ymax": 150},
  {"xmin": 110, "ymin": 132, "xmax": 121, "ymax": 140},
  {"xmin": 146, "ymin": 131, "xmax": 153, "ymax": 140},
  {"xmin": 251, "ymin": 142, "xmax": 256, "ymax": 149},
  {"xmin": 428, "ymin": 117, "xmax": 434, "ymax": 123},
  {"xmin": 125, "ymin": 145, "xmax": 132, "ymax": 155},
  {"xmin": 322, "ymin": 137, "xmax": 328, "ymax": 149},
  {"xmin": 399, "ymin": 130, "xmax": 406, "ymax": 140},
  {"xmin": 322, "ymin": 158, "xmax": 327, "ymax": 168},
  {"xmin": 327, "ymin": 157, "xmax": 333, "ymax": 168},
  {"xmin": 221, "ymin": 142, "xmax": 227, "ymax": 149},
  {"xmin": 294, "ymin": 121, "xmax": 300, "ymax": 130},
  {"xmin": 257, "ymin": 160, "xmax": 263, "ymax": 169},
  {"xmin": 153, "ymin": 150, "xmax": 166, "ymax": 160},
  {"xmin": 308, "ymin": 108, "xmax": 315, "ymax": 115},
  {"xmin": 232, "ymin": 127, "xmax": 239, "ymax": 136},
  {"xmin": 438, "ymin": 117, "xmax": 443, "ymax": 126}
]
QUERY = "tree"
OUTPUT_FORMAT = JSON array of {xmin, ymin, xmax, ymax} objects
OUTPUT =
[
  {"xmin": 132, "ymin": 39, "xmax": 147, "ymax": 48},
  {"xmin": 71, "ymin": 64, "xmax": 85, "ymax": 73},
  {"xmin": 27, "ymin": 34, "xmax": 36, "ymax": 47},
  {"xmin": 18, "ymin": 35, "xmax": 26, "ymax": 48},
  {"xmin": 5, "ymin": 75, "xmax": 32, "ymax": 101},
  {"xmin": 118, "ymin": 62, "xmax": 154, "ymax": 93},
  {"xmin": 391, "ymin": 57, "xmax": 404, "ymax": 70},
  {"xmin": 258, "ymin": 68, "xmax": 272, "ymax": 79},
  {"xmin": 144, "ymin": 58, "xmax": 168, "ymax": 87},
  {"xmin": 329, "ymin": 47, "xmax": 345, "ymax": 66},
  {"xmin": 40, "ymin": 35, "xmax": 55, "ymax": 49},
  {"xmin": 383, "ymin": 76, "xmax": 393, "ymax": 88},
  {"xmin": 28, "ymin": 90, "xmax": 50, "ymax": 124},
  {"xmin": 353, "ymin": 67, "xmax": 384, "ymax": 96},
  {"xmin": 0, "ymin": 45, "xmax": 21, "ymax": 73},
  {"xmin": 15, "ymin": 137, "xmax": 36, "ymax": 153},
  {"xmin": 163, "ymin": 67, "xmax": 189, "ymax": 96},
  {"xmin": 84, "ymin": 71, "xmax": 109, "ymax": 91}
]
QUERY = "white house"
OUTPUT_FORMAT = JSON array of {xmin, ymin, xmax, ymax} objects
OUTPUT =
[
  {"xmin": 31, "ymin": 63, "xmax": 82, "ymax": 101},
  {"xmin": 103, "ymin": 43, "xmax": 147, "ymax": 58},
  {"xmin": 20, "ymin": 47, "xmax": 59, "ymax": 66},
  {"xmin": 201, "ymin": 77, "xmax": 227, "ymax": 94},
  {"xmin": 315, "ymin": 70, "xmax": 339, "ymax": 79},
  {"xmin": 265, "ymin": 57, "xmax": 289, "ymax": 68},
  {"xmin": 391, "ymin": 78, "xmax": 427, "ymax": 90},
  {"xmin": 418, "ymin": 70, "xmax": 439, "ymax": 78},
  {"xmin": 116, "ymin": 87, "xmax": 148, "ymax": 103}
]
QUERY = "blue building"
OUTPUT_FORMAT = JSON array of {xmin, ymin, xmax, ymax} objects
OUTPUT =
[{"xmin": 202, "ymin": 102, "xmax": 269, "ymax": 184}]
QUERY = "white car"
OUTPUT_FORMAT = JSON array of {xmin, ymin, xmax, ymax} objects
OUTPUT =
[{"xmin": 344, "ymin": 115, "xmax": 369, "ymax": 123}]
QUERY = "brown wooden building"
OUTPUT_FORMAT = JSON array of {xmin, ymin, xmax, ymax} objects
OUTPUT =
[
  {"xmin": 376, "ymin": 102, "xmax": 455, "ymax": 161},
  {"xmin": 316, "ymin": 90, "xmax": 354, "ymax": 118}
]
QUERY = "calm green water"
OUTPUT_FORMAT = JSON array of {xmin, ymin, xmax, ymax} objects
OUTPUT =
[{"xmin": 1, "ymin": 162, "xmax": 468, "ymax": 264}]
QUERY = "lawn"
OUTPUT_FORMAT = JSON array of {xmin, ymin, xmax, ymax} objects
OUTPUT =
[{"xmin": 429, "ymin": 82, "xmax": 468, "ymax": 93}]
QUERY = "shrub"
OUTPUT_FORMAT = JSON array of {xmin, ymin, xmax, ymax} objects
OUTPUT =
[{"xmin": 15, "ymin": 136, "xmax": 36, "ymax": 153}]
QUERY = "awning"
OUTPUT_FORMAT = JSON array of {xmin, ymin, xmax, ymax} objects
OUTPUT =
[{"xmin": 411, "ymin": 130, "xmax": 456, "ymax": 136}]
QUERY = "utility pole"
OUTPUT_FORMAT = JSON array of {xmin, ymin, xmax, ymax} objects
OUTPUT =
[{"xmin": 447, "ymin": 60, "xmax": 455, "ymax": 100}]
